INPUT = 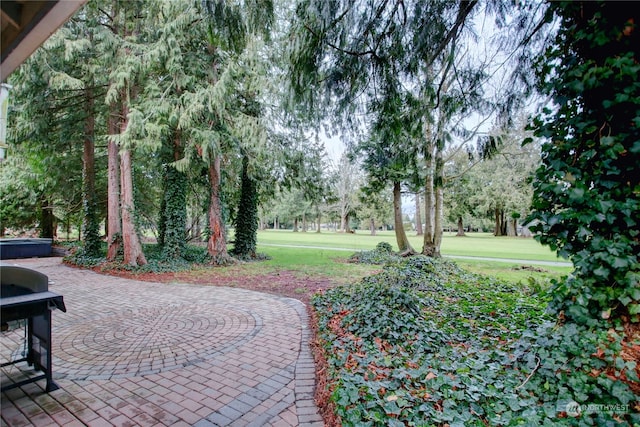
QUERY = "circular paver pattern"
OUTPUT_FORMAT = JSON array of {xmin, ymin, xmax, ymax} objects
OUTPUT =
[
  {"xmin": 1, "ymin": 258, "xmax": 324, "ymax": 426},
  {"xmin": 54, "ymin": 302, "xmax": 261, "ymax": 380}
]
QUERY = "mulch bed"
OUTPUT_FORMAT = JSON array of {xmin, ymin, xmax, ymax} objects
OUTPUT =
[{"xmin": 96, "ymin": 267, "xmax": 336, "ymax": 307}]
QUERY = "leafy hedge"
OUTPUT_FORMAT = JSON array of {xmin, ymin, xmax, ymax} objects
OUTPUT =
[
  {"xmin": 528, "ymin": 1, "xmax": 640, "ymax": 328},
  {"xmin": 66, "ymin": 242, "xmax": 212, "ymax": 273},
  {"xmin": 312, "ymin": 257, "xmax": 639, "ymax": 426}
]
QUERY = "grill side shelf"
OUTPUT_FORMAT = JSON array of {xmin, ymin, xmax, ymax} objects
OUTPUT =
[{"xmin": 1, "ymin": 292, "xmax": 66, "ymax": 322}]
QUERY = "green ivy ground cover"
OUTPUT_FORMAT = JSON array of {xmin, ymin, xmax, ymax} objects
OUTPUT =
[{"xmin": 312, "ymin": 256, "xmax": 639, "ymax": 426}]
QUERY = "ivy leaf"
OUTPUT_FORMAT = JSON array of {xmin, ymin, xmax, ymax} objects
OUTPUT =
[
  {"xmin": 612, "ymin": 257, "xmax": 629, "ymax": 269},
  {"xmin": 618, "ymin": 296, "xmax": 632, "ymax": 306},
  {"xmin": 593, "ymin": 266, "xmax": 609, "ymax": 278}
]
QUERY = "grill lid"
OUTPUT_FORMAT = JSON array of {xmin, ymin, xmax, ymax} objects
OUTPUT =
[{"xmin": 0, "ymin": 265, "xmax": 48, "ymax": 293}]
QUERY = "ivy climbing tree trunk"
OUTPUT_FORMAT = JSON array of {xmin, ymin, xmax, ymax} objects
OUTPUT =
[
  {"xmin": 158, "ymin": 130, "xmax": 187, "ymax": 260},
  {"xmin": 529, "ymin": 2, "xmax": 640, "ymax": 324},
  {"xmin": 82, "ymin": 86, "xmax": 101, "ymax": 257},
  {"xmin": 232, "ymin": 155, "xmax": 258, "ymax": 258}
]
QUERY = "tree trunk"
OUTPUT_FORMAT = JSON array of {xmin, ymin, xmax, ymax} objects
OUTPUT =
[
  {"xmin": 293, "ymin": 217, "xmax": 299, "ymax": 232},
  {"xmin": 106, "ymin": 3, "xmax": 124, "ymax": 262},
  {"xmin": 456, "ymin": 216, "xmax": 466, "ymax": 236},
  {"xmin": 106, "ymin": 111, "xmax": 121, "ymax": 261},
  {"xmin": 422, "ymin": 120, "xmax": 437, "ymax": 256},
  {"xmin": 415, "ymin": 192, "xmax": 423, "ymax": 236},
  {"xmin": 191, "ymin": 215, "xmax": 202, "ymax": 240},
  {"xmin": 120, "ymin": 148, "xmax": 147, "ymax": 266},
  {"xmin": 302, "ymin": 213, "xmax": 307, "ymax": 232},
  {"xmin": 118, "ymin": 83, "xmax": 146, "ymax": 266},
  {"xmin": 507, "ymin": 216, "xmax": 518, "ymax": 237},
  {"xmin": 340, "ymin": 213, "xmax": 347, "ymax": 233},
  {"xmin": 433, "ymin": 135, "xmax": 444, "ymax": 258},
  {"xmin": 502, "ymin": 211, "xmax": 507, "ymax": 235},
  {"xmin": 433, "ymin": 188, "xmax": 443, "ymax": 256},
  {"xmin": 370, "ymin": 217, "xmax": 376, "ymax": 236},
  {"xmin": 39, "ymin": 197, "xmax": 55, "ymax": 239},
  {"xmin": 316, "ymin": 207, "xmax": 321, "ymax": 233},
  {"xmin": 207, "ymin": 156, "xmax": 229, "ymax": 261},
  {"xmin": 82, "ymin": 86, "xmax": 101, "ymax": 257},
  {"xmin": 393, "ymin": 181, "xmax": 415, "ymax": 253},
  {"xmin": 494, "ymin": 208, "xmax": 507, "ymax": 236}
]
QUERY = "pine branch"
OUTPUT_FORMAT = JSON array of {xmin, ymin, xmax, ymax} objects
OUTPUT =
[
  {"xmin": 303, "ymin": 24, "xmax": 379, "ymax": 59},
  {"xmin": 422, "ymin": 0, "xmax": 478, "ymax": 68}
]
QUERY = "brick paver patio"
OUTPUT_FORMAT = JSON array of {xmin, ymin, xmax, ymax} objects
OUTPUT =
[{"xmin": 1, "ymin": 257, "xmax": 323, "ymax": 426}]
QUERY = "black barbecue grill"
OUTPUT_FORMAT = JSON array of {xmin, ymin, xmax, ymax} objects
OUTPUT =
[{"xmin": 1, "ymin": 265, "xmax": 66, "ymax": 392}]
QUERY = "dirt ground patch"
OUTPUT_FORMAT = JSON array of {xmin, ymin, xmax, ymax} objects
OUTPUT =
[{"xmin": 96, "ymin": 266, "xmax": 337, "ymax": 307}]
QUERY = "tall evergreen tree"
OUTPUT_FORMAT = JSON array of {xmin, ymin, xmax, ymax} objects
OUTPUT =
[
  {"xmin": 196, "ymin": 0, "xmax": 273, "ymax": 262},
  {"xmin": 288, "ymin": 0, "xmax": 483, "ymax": 257},
  {"xmin": 333, "ymin": 152, "xmax": 360, "ymax": 234},
  {"xmin": 138, "ymin": 1, "xmax": 209, "ymax": 260},
  {"xmin": 7, "ymin": 19, "xmax": 99, "ymax": 242},
  {"xmin": 63, "ymin": 4, "xmax": 107, "ymax": 256},
  {"xmin": 467, "ymin": 128, "xmax": 538, "ymax": 236},
  {"xmin": 357, "ymin": 104, "xmax": 419, "ymax": 253},
  {"xmin": 103, "ymin": 0, "xmax": 152, "ymax": 266}
]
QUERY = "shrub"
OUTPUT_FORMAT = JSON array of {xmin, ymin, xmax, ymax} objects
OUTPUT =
[{"xmin": 348, "ymin": 241, "xmax": 400, "ymax": 265}]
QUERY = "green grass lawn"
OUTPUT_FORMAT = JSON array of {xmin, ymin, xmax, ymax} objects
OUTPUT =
[
  {"xmin": 252, "ymin": 230, "xmax": 572, "ymax": 284},
  {"xmin": 451, "ymin": 258, "xmax": 570, "ymax": 283},
  {"xmin": 256, "ymin": 229, "xmax": 565, "ymax": 261},
  {"xmin": 255, "ymin": 246, "xmax": 382, "ymax": 284}
]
